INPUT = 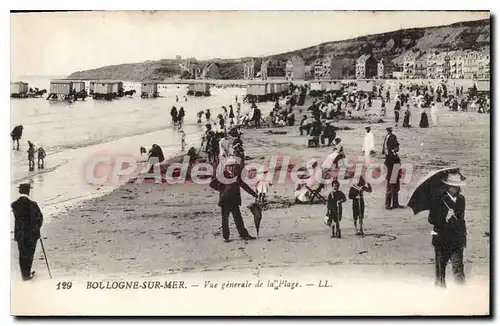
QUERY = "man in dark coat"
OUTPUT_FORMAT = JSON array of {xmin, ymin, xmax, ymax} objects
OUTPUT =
[
  {"xmin": 253, "ymin": 106, "xmax": 261, "ymax": 128},
  {"xmin": 210, "ymin": 157, "xmax": 258, "ymax": 242},
  {"xmin": 428, "ymin": 173, "xmax": 467, "ymax": 287},
  {"xmin": 382, "ymin": 127, "xmax": 403, "ymax": 210},
  {"xmin": 11, "ymin": 183, "xmax": 43, "ymax": 281},
  {"xmin": 11, "ymin": 125, "xmax": 23, "ymax": 151},
  {"xmin": 148, "ymin": 144, "xmax": 165, "ymax": 164},
  {"xmin": 320, "ymin": 123, "xmax": 336, "ymax": 146}
]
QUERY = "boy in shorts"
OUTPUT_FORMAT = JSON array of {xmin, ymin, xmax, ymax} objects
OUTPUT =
[
  {"xmin": 325, "ymin": 180, "xmax": 347, "ymax": 238},
  {"xmin": 349, "ymin": 176, "xmax": 372, "ymax": 235}
]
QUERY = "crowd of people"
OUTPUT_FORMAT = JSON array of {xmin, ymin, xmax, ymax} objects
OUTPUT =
[{"xmin": 10, "ymin": 79, "xmax": 481, "ymax": 288}]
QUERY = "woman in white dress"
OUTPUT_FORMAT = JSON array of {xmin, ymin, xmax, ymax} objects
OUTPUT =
[{"xmin": 430, "ymin": 102, "xmax": 438, "ymax": 127}]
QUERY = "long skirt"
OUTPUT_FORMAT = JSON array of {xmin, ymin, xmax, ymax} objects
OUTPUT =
[{"xmin": 419, "ymin": 112, "xmax": 429, "ymax": 128}]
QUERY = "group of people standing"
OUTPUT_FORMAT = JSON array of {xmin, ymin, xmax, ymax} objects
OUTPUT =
[
  {"xmin": 11, "ymin": 125, "xmax": 46, "ymax": 171},
  {"xmin": 170, "ymin": 106, "xmax": 186, "ymax": 129}
]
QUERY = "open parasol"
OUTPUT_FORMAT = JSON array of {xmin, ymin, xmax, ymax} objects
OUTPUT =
[
  {"xmin": 407, "ymin": 167, "xmax": 466, "ymax": 215},
  {"xmin": 248, "ymin": 202, "xmax": 263, "ymax": 237}
]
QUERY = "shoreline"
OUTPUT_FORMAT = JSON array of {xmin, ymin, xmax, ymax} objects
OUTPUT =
[{"xmin": 12, "ymin": 97, "xmax": 490, "ymax": 297}]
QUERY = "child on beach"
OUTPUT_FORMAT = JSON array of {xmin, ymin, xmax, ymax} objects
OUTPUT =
[
  {"xmin": 380, "ymin": 98, "xmax": 387, "ymax": 117},
  {"xmin": 27, "ymin": 141, "xmax": 35, "ymax": 171},
  {"xmin": 348, "ymin": 176, "xmax": 372, "ymax": 236},
  {"xmin": 37, "ymin": 145, "xmax": 46, "ymax": 169},
  {"xmin": 255, "ymin": 168, "xmax": 272, "ymax": 203},
  {"xmin": 180, "ymin": 130, "xmax": 187, "ymax": 152},
  {"xmin": 197, "ymin": 111, "xmax": 204, "ymax": 124},
  {"xmin": 325, "ymin": 180, "xmax": 347, "ymax": 238}
]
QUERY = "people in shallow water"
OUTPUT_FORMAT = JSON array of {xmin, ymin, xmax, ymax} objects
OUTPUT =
[{"xmin": 148, "ymin": 144, "xmax": 165, "ymax": 164}]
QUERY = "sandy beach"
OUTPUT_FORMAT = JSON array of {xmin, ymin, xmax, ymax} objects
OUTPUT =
[{"xmin": 11, "ymin": 96, "xmax": 490, "ymax": 315}]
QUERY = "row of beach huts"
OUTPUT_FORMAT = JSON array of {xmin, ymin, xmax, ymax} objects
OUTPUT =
[
  {"xmin": 11, "ymin": 78, "xmax": 490, "ymax": 102},
  {"xmin": 11, "ymin": 80, "xmax": 161, "ymax": 101}
]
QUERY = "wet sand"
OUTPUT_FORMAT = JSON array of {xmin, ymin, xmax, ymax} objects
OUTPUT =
[{"xmin": 11, "ymin": 97, "xmax": 491, "ymax": 315}]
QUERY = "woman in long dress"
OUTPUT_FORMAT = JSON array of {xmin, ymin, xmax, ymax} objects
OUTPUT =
[
  {"xmin": 430, "ymin": 102, "xmax": 438, "ymax": 127},
  {"xmin": 419, "ymin": 105, "xmax": 429, "ymax": 128},
  {"xmin": 402, "ymin": 105, "xmax": 411, "ymax": 128}
]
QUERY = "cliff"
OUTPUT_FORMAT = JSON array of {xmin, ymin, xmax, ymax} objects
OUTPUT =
[{"xmin": 67, "ymin": 18, "xmax": 490, "ymax": 81}]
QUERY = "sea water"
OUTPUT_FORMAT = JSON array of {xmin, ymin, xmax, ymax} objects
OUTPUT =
[{"xmin": 10, "ymin": 76, "xmax": 275, "ymax": 221}]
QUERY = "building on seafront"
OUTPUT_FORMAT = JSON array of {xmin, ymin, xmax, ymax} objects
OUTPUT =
[
  {"xmin": 356, "ymin": 54, "xmax": 378, "ymax": 79},
  {"xmin": 477, "ymin": 48, "xmax": 490, "ymax": 79},
  {"xmin": 402, "ymin": 51, "xmax": 428, "ymax": 79},
  {"xmin": 285, "ymin": 55, "xmax": 305, "ymax": 81},
  {"xmin": 243, "ymin": 59, "xmax": 262, "ymax": 80},
  {"xmin": 260, "ymin": 59, "xmax": 286, "ymax": 80},
  {"xmin": 179, "ymin": 58, "xmax": 200, "ymax": 79},
  {"xmin": 377, "ymin": 58, "xmax": 395, "ymax": 79},
  {"xmin": 313, "ymin": 55, "xmax": 345, "ymax": 80},
  {"xmin": 201, "ymin": 62, "xmax": 220, "ymax": 79}
]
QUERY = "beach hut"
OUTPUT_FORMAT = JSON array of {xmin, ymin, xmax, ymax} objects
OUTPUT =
[
  {"xmin": 268, "ymin": 83, "xmax": 278, "ymax": 95},
  {"xmin": 281, "ymin": 82, "xmax": 289, "ymax": 94},
  {"xmin": 246, "ymin": 81, "xmax": 269, "ymax": 102},
  {"xmin": 111, "ymin": 81, "xmax": 124, "ymax": 95},
  {"xmin": 310, "ymin": 81, "xmax": 322, "ymax": 90},
  {"xmin": 357, "ymin": 80, "xmax": 376, "ymax": 93},
  {"xmin": 141, "ymin": 82, "xmax": 159, "ymax": 98},
  {"xmin": 309, "ymin": 81, "xmax": 323, "ymax": 97},
  {"xmin": 476, "ymin": 79, "xmax": 490, "ymax": 93},
  {"xmin": 47, "ymin": 80, "xmax": 74, "ymax": 101},
  {"xmin": 92, "ymin": 81, "xmax": 114, "ymax": 100},
  {"xmin": 10, "ymin": 81, "xmax": 29, "ymax": 98},
  {"xmin": 91, "ymin": 81, "xmax": 124, "ymax": 99},
  {"xmin": 50, "ymin": 80, "xmax": 73, "ymax": 95},
  {"xmin": 321, "ymin": 80, "xmax": 342, "ymax": 92},
  {"xmin": 72, "ymin": 81, "xmax": 86, "ymax": 92},
  {"xmin": 187, "ymin": 82, "xmax": 210, "ymax": 96}
]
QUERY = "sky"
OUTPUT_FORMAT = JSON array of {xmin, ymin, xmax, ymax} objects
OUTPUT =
[{"xmin": 10, "ymin": 11, "xmax": 489, "ymax": 77}]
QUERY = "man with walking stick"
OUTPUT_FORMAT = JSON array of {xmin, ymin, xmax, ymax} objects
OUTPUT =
[{"xmin": 11, "ymin": 183, "xmax": 45, "ymax": 281}]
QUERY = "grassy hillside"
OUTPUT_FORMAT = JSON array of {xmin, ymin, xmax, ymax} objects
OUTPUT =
[{"xmin": 67, "ymin": 18, "xmax": 490, "ymax": 81}]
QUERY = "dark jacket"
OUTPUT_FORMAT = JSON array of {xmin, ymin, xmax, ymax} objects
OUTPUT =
[
  {"xmin": 210, "ymin": 168, "xmax": 256, "ymax": 207},
  {"xmin": 11, "ymin": 196, "xmax": 43, "ymax": 242},
  {"xmin": 327, "ymin": 190, "xmax": 347, "ymax": 219},
  {"xmin": 394, "ymin": 100, "xmax": 401, "ymax": 111},
  {"xmin": 383, "ymin": 134, "xmax": 400, "ymax": 167},
  {"xmin": 349, "ymin": 183, "xmax": 372, "ymax": 217},
  {"xmin": 11, "ymin": 126, "xmax": 23, "ymax": 140},
  {"xmin": 148, "ymin": 145, "xmax": 165, "ymax": 163},
  {"xmin": 428, "ymin": 193, "xmax": 467, "ymax": 248}
]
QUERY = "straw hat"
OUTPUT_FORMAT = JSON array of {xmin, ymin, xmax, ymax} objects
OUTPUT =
[{"xmin": 442, "ymin": 173, "xmax": 466, "ymax": 187}]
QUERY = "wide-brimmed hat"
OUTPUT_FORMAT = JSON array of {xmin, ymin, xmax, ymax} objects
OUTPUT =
[
  {"xmin": 442, "ymin": 173, "xmax": 466, "ymax": 187},
  {"xmin": 365, "ymin": 126, "xmax": 371, "ymax": 130},
  {"xmin": 386, "ymin": 127, "xmax": 393, "ymax": 132}
]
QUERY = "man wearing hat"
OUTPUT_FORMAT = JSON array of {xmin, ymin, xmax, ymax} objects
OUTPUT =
[
  {"xmin": 11, "ymin": 183, "xmax": 44, "ymax": 281},
  {"xmin": 382, "ymin": 127, "xmax": 403, "ymax": 210},
  {"xmin": 209, "ymin": 157, "xmax": 258, "ymax": 242},
  {"xmin": 428, "ymin": 173, "xmax": 467, "ymax": 287}
]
